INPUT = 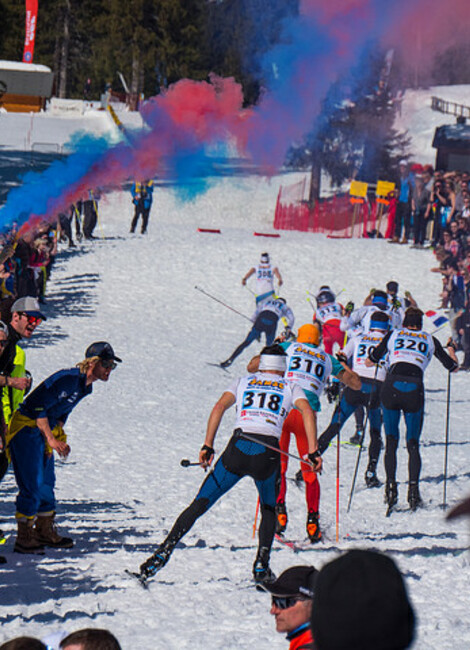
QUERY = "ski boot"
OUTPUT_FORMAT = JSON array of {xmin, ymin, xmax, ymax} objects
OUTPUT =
[
  {"xmin": 275, "ymin": 502, "xmax": 288, "ymax": 535},
  {"xmin": 140, "ymin": 543, "xmax": 173, "ymax": 580},
  {"xmin": 253, "ymin": 546, "xmax": 275, "ymax": 586},
  {"xmin": 220, "ymin": 358, "xmax": 233, "ymax": 369},
  {"xmin": 306, "ymin": 510, "xmax": 322, "ymax": 543},
  {"xmin": 408, "ymin": 482, "xmax": 423, "ymax": 512},
  {"xmin": 349, "ymin": 428, "xmax": 364, "ymax": 446},
  {"xmin": 365, "ymin": 462, "xmax": 381, "ymax": 488},
  {"xmin": 385, "ymin": 481, "xmax": 398, "ymax": 508}
]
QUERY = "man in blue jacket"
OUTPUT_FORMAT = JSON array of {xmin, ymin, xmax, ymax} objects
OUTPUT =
[
  {"xmin": 7, "ymin": 341, "xmax": 121, "ymax": 554},
  {"xmin": 130, "ymin": 180, "xmax": 154, "ymax": 234}
]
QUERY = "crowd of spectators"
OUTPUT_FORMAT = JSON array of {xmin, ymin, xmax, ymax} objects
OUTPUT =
[{"xmin": 390, "ymin": 163, "xmax": 470, "ymax": 370}]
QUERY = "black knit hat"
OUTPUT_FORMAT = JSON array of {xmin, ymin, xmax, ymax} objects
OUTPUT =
[
  {"xmin": 311, "ymin": 550, "xmax": 415, "ymax": 650},
  {"xmin": 259, "ymin": 565, "xmax": 317, "ymax": 598}
]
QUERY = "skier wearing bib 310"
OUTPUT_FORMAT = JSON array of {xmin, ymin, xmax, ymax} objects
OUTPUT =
[
  {"xmin": 138, "ymin": 344, "xmax": 322, "ymax": 585},
  {"xmin": 272, "ymin": 324, "xmax": 360, "ymax": 542},
  {"xmin": 367, "ymin": 307, "xmax": 458, "ymax": 512}
]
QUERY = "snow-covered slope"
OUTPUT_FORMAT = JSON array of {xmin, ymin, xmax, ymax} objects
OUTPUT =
[
  {"xmin": 0, "ymin": 175, "xmax": 469, "ymax": 649},
  {"xmin": 394, "ymin": 84, "xmax": 470, "ymax": 164}
]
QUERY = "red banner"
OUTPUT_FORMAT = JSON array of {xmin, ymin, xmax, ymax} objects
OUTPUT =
[{"xmin": 22, "ymin": 0, "xmax": 38, "ymax": 63}]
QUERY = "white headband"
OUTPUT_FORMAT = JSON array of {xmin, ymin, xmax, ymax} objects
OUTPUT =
[{"xmin": 259, "ymin": 354, "xmax": 286, "ymax": 372}]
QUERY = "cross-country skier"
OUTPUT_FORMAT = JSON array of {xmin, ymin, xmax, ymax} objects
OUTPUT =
[
  {"xmin": 242, "ymin": 253, "xmax": 283, "ymax": 306},
  {"xmin": 220, "ymin": 297, "xmax": 294, "ymax": 368},
  {"xmin": 6, "ymin": 341, "xmax": 121, "ymax": 553},
  {"xmin": 318, "ymin": 311, "xmax": 391, "ymax": 488},
  {"xmin": 367, "ymin": 307, "xmax": 458, "ymax": 511},
  {"xmin": 341, "ymin": 289, "xmax": 401, "ymax": 333},
  {"xmin": 312, "ymin": 287, "xmax": 345, "ymax": 355},
  {"xmin": 138, "ymin": 344, "xmax": 322, "ymax": 585},
  {"xmin": 265, "ymin": 324, "xmax": 360, "ymax": 542}
]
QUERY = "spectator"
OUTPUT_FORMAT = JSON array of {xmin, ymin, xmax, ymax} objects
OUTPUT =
[
  {"xmin": 411, "ymin": 173, "xmax": 431, "ymax": 248},
  {"xmin": 78, "ymin": 190, "xmax": 100, "ymax": 240},
  {"xmin": 6, "ymin": 341, "xmax": 121, "ymax": 553},
  {"xmin": 261, "ymin": 565, "xmax": 316, "ymax": 650},
  {"xmin": 60, "ymin": 628, "xmax": 121, "ymax": 650},
  {"xmin": 311, "ymin": 549, "xmax": 415, "ymax": 650},
  {"xmin": 0, "ymin": 639, "xmax": 46, "ymax": 650},
  {"xmin": 391, "ymin": 160, "xmax": 413, "ymax": 244}
]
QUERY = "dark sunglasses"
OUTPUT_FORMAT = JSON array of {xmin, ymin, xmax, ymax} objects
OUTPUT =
[
  {"xmin": 271, "ymin": 595, "xmax": 304, "ymax": 610},
  {"xmin": 18, "ymin": 312, "xmax": 42, "ymax": 326},
  {"xmin": 100, "ymin": 359, "xmax": 117, "ymax": 370}
]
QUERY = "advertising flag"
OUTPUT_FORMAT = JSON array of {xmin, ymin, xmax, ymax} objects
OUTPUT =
[{"xmin": 22, "ymin": 0, "xmax": 38, "ymax": 63}]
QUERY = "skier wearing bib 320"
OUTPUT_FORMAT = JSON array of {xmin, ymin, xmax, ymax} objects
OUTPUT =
[
  {"xmin": 138, "ymin": 344, "xmax": 322, "ymax": 585},
  {"xmin": 265, "ymin": 324, "xmax": 359, "ymax": 542},
  {"xmin": 367, "ymin": 307, "xmax": 458, "ymax": 512}
]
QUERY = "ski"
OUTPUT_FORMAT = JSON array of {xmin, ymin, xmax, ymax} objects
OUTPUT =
[
  {"xmin": 206, "ymin": 362, "xmax": 230, "ymax": 373},
  {"xmin": 125, "ymin": 569, "xmax": 149, "ymax": 589},
  {"xmin": 275, "ymin": 534, "xmax": 311, "ymax": 552}
]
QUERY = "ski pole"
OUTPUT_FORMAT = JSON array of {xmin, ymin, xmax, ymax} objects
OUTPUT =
[
  {"xmin": 238, "ymin": 432, "xmax": 318, "ymax": 468},
  {"xmin": 252, "ymin": 497, "xmax": 260, "ymax": 538},
  {"xmin": 180, "ymin": 459, "xmax": 201, "ymax": 467},
  {"xmin": 442, "ymin": 372, "xmax": 451, "ymax": 510},
  {"xmin": 194, "ymin": 286, "xmax": 252, "ymax": 322},
  {"xmin": 336, "ymin": 427, "xmax": 340, "ymax": 543},
  {"xmin": 346, "ymin": 365, "xmax": 378, "ymax": 512}
]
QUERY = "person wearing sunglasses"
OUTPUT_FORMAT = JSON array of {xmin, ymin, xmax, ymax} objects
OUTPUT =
[
  {"xmin": 261, "ymin": 565, "xmax": 316, "ymax": 650},
  {"xmin": 6, "ymin": 341, "xmax": 121, "ymax": 554}
]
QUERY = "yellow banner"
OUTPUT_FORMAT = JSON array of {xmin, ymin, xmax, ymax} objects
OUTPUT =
[
  {"xmin": 376, "ymin": 180, "xmax": 395, "ymax": 197},
  {"xmin": 349, "ymin": 181, "xmax": 368, "ymax": 198}
]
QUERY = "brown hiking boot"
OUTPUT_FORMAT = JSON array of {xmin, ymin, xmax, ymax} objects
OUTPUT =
[
  {"xmin": 14, "ymin": 518, "xmax": 45, "ymax": 554},
  {"xmin": 35, "ymin": 512, "xmax": 73, "ymax": 549}
]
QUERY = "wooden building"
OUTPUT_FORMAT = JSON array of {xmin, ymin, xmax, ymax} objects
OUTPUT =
[{"xmin": 0, "ymin": 60, "xmax": 54, "ymax": 113}]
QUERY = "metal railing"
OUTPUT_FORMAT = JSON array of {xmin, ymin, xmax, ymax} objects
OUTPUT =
[{"xmin": 431, "ymin": 96, "xmax": 470, "ymax": 119}]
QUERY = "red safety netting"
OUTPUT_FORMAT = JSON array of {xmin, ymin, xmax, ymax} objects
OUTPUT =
[{"xmin": 274, "ymin": 179, "xmax": 396, "ymax": 238}]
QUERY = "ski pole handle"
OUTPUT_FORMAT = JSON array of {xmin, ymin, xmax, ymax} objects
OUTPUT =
[{"xmin": 180, "ymin": 459, "xmax": 201, "ymax": 468}]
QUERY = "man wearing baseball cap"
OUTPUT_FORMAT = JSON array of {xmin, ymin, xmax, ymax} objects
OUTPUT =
[
  {"xmin": 0, "ymin": 297, "xmax": 44, "ymax": 486},
  {"xmin": 6, "ymin": 341, "xmax": 121, "ymax": 554},
  {"xmin": 262, "ymin": 565, "xmax": 316, "ymax": 649}
]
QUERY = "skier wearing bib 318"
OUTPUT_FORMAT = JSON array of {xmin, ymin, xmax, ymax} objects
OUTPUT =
[
  {"xmin": 270, "ymin": 324, "xmax": 360, "ymax": 542},
  {"xmin": 367, "ymin": 307, "xmax": 458, "ymax": 512},
  {"xmin": 138, "ymin": 344, "xmax": 322, "ymax": 585}
]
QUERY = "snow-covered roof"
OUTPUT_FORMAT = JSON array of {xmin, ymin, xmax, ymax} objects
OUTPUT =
[
  {"xmin": 0, "ymin": 60, "xmax": 51, "ymax": 73},
  {"xmin": 432, "ymin": 123, "xmax": 470, "ymax": 150}
]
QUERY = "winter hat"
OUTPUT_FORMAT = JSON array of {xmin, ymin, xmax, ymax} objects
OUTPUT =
[
  {"xmin": 11, "ymin": 296, "xmax": 47, "ymax": 320},
  {"xmin": 386, "ymin": 281, "xmax": 399, "ymax": 294},
  {"xmin": 297, "ymin": 323, "xmax": 320, "ymax": 346},
  {"xmin": 311, "ymin": 550, "xmax": 415, "ymax": 650},
  {"xmin": 259, "ymin": 343, "xmax": 287, "ymax": 372},
  {"xmin": 371, "ymin": 290, "xmax": 388, "ymax": 309},
  {"xmin": 85, "ymin": 341, "xmax": 122, "ymax": 363},
  {"xmin": 260, "ymin": 565, "xmax": 317, "ymax": 598},
  {"xmin": 369, "ymin": 311, "xmax": 390, "ymax": 332}
]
